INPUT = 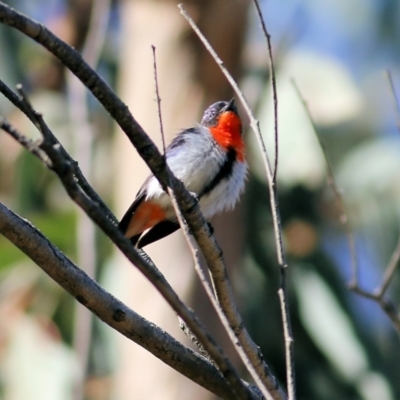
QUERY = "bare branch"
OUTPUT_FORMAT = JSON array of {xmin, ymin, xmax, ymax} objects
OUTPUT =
[
  {"xmin": 385, "ymin": 70, "xmax": 400, "ymax": 133},
  {"xmin": 151, "ymin": 45, "xmax": 167, "ymax": 154},
  {"xmin": 250, "ymin": 5, "xmax": 296, "ymax": 398},
  {"xmin": 150, "ymin": 44, "xmax": 255, "ymax": 400},
  {"xmin": 292, "ymin": 80, "xmax": 400, "ymax": 337},
  {"xmin": 0, "ymin": 88, "xmax": 260, "ymax": 400},
  {"xmin": 179, "ymin": 4, "xmax": 289, "ymax": 400},
  {"xmin": 0, "ymin": 13, "xmax": 259, "ymax": 389},
  {"xmin": 0, "ymin": 78, "xmax": 117, "ymax": 224},
  {"xmin": 278, "ymin": 288, "xmax": 295, "ymax": 400},
  {"xmin": 377, "ymin": 236, "xmax": 400, "ymax": 299},
  {"xmin": 349, "ymin": 285, "xmax": 400, "ymax": 335},
  {"xmin": 0, "ymin": 201, "xmax": 239, "ymax": 400},
  {"xmin": 0, "ymin": 115, "xmax": 50, "ymax": 166},
  {"xmin": 252, "ymin": 0, "xmax": 279, "ymax": 183},
  {"xmin": 0, "ymin": 2, "xmax": 282, "ymax": 397}
]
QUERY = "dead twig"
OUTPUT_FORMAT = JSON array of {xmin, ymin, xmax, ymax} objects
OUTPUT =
[
  {"xmin": 385, "ymin": 70, "xmax": 400, "ymax": 133},
  {"xmin": 0, "ymin": 78, "xmax": 117, "ymax": 224},
  {"xmin": 291, "ymin": 80, "xmax": 358, "ymax": 285},
  {"xmin": 179, "ymin": 4, "xmax": 289, "ymax": 400},
  {"xmin": 252, "ymin": 0, "xmax": 279, "ymax": 183},
  {"xmin": 0, "ymin": 116, "xmax": 50, "ymax": 166},
  {"xmin": 151, "ymin": 45, "xmax": 255, "ymax": 400},
  {"xmin": 0, "ymin": 81, "xmax": 258, "ymax": 400},
  {"xmin": 293, "ymin": 79, "xmax": 400, "ymax": 337},
  {"xmin": 251, "ymin": 3, "xmax": 296, "ymax": 397},
  {"xmin": 0, "ymin": 9, "xmax": 263, "ymax": 386},
  {"xmin": 152, "ymin": 45, "xmax": 167, "ymax": 155}
]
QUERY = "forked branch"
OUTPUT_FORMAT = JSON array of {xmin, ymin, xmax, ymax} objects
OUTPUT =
[
  {"xmin": 293, "ymin": 79, "xmax": 400, "ymax": 337},
  {"xmin": 0, "ymin": 79, "xmax": 258, "ymax": 400}
]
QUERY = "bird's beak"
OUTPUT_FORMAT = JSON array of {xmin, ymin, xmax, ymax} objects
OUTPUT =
[{"xmin": 224, "ymin": 98, "xmax": 238, "ymax": 114}]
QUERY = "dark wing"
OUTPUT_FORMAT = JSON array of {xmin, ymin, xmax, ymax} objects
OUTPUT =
[
  {"xmin": 118, "ymin": 174, "xmax": 180, "ymax": 247},
  {"xmin": 137, "ymin": 220, "xmax": 180, "ymax": 248},
  {"xmin": 119, "ymin": 131, "xmax": 193, "ymax": 247},
  {"xmin": 118, "ymin": 173, "xmax": 155, "ymax": 236},
  {"xmin": 118, "ymin": 191, "xmax": 146, "ymax": 235}
]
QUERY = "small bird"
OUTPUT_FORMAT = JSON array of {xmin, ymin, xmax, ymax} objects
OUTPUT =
[{"xmin": 119, "ymin": 99, "xmax": 247, "ymax": 248}]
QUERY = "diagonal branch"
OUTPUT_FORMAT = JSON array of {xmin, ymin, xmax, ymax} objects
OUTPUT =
[
  {"xmin": 293, "ymin": 80, "xmax": 400, "ymax": 337},
  {"xmin": 0, "ymin": 81, "xmax": 258, "ymax": 400},
  {"xmin": 291, "ymin": 80, "xmax": 358, "ymax": 285},
  {"xmin": 0, "ymin": 11, "xmax": 260, "ymax": 393},
  {"xmin": 0, "ymin": 78, "xmax": 116, "ymax": 224},
  {"xmin": 0, "ymin": 115, "xmax": 50, "ymax": 166},
  {"xmin": 179, "ymin": 4, "xmax": 289, "ymax": 400},
  {"xmin": 150, "ymin": 45, "xmax": 255, "ymax": 399},
  {"xmin": 385, "ymin": 70, "xmax": 400, "ymax": 133},
  {"xmin": 252, "ymin": 0, "xmax": 279, "ymax": 183},
  {"xmin": 376, "ymin": 236, "xmax": 400, "ymax": 299},
  {"xmin": 0, "ymin": 201, "xmax": 238, "ymax": 400}
]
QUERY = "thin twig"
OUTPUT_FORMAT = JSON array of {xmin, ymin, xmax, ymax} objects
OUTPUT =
[
  {"xmin": 278, "ymin": 288, "xmax": 295, "ymax": 400},
  {"xmin": 0, "ymin": 116, "xmax": 50, "ymax": 166},
  {"xmin": 291, "ymin": 79, "xmax": 359, "ymax": 286},
  {"xmin": 151, "ymin": 45, "xmax": 166, "ymax": 154},
  {"xmin": 292, "ymin": 80, "xmax": 400, "ymax": 336},
  {"xmin": 251, "ymin": 5, "xmax": 294, "ymax": 397},
  {"xmin": 0, "ymin": 83, "xmax": 257, "ymax": 400},
  {"xmin": 252, "ymin": 0, "xmax": 279, "ymax": 183},
  {"xmin": 377, "ymin": 236, "xmax": 400, "ymax": 298},
  {"xmin": 0, "ymin": 4, "xmax": 263, "ymax": 397},
  {"xmin": 385, "ymin": 70, "xmax": 400, "ymax": 133},
  {"xmin": 350, "ymin": 285, "xmax": 400, "ymax": 335},
  {"xmin": 167, "ymin": 189, "xmax": 263, "ymax": 400},
  {"xmin": 0, "ymin": 78, "xmax": 117, "ymax": 225},
  {"xmin": 166, "ymin": 150, "xmax": 279, "ymax": 400},
  {"xmin": 0, "ymin": 5, "xmax": 245, "ymax": 337},
  {"xmin": 0, "ymin": 9, "xmax": 260, "ymax": 398},
  {"xmin": 151, "ymin": 46, "xmax": 254, "ymax": 400},
  {"xmin": 179, "ymin": 5, "xmax": 289, "ymax": 400}
]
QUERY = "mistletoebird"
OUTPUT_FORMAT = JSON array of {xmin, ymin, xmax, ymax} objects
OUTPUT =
[{"xmin": 119, "ymin": 99, "xmax": 247, "ymax": 248}]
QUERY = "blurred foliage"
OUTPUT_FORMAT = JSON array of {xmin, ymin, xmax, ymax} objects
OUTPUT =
[
  {"xmin": 239, "ymin": 1, "xmax": 400, "ymax": 399},
  {"xmin": 0, "ymin": 211, "xmax": 76, "ymax": 269},
  {"xmin": 0, "ymin": 0, "xmax": 117, "ymax": 398},
  {"xmin": 1, "ymin": 0, "xmax": 400, "ymax": 399}
]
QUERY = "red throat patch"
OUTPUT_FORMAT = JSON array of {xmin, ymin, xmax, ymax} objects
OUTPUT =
[{"xmin": 209, "ymin": 111, "xmax": 245, "ymax": 162}]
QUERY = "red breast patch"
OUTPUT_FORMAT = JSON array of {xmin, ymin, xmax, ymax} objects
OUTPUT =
[{"xmin": 209, "ymin": 111, "xmax": 245, "ymax": 162}]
